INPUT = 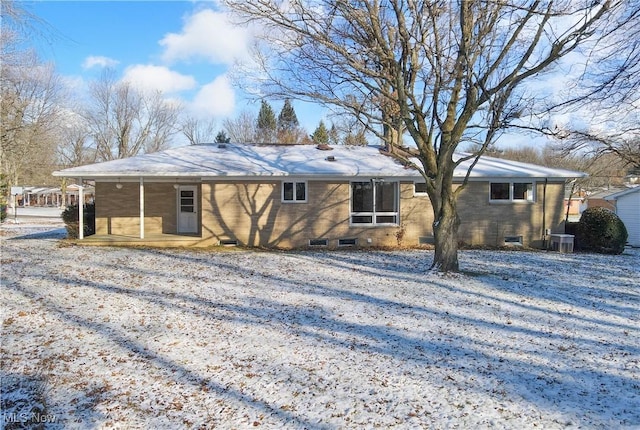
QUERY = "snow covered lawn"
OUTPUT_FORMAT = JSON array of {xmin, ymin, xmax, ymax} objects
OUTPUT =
[{"xmin": 1, "ymin": 225, "xmax": 639, "ymax": 429}]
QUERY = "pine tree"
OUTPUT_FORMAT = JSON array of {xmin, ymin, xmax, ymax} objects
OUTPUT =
[
  {"xmin": 277, "ymin": 99, "xmax": 299, "ymax": 133},
  {"xmin": 328, "ymin": 124, "xmax": 340, "ymax": 146},
  {"xmin": 311, "ymin": 120, "xmax": 329, "ymax": 144},
  {"xmin": 215, "ymin": 131, "xmax": 231, "ymax": 143},
  {"xmin": 256, "ymin": 100, "xmax": 277, "ymax": 143}
]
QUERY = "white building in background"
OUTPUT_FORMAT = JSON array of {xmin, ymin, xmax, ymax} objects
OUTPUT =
[{"xmin": 605, "ymin": 187, "xmax": 640, "ymax": 247}]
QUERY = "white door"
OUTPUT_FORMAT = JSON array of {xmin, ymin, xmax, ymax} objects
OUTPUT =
[{"xmin": 177, "ymin": 185, "xmax": 198, "ymax": 234}]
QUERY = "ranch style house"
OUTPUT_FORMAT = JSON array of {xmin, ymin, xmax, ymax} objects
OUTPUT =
[{"xmin": 53, "ymin": 143, "xmax": 586, "ymax": 249}]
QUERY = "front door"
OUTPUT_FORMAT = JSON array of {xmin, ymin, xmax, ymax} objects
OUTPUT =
[{"xmin": 177, "ymin": 185, "xmax": 198, "ymax": 234}]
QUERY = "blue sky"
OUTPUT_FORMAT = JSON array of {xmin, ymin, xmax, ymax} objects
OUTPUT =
[
  {"xmin": 25, "ymin": 0, "xmax": 592, "ymax": 150},
  {"xmin": 27, "ymin": 0, "xmax": 325, "ymax": 139}
]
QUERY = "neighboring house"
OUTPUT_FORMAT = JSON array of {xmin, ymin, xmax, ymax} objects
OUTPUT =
[
  {"xmin": 585, "ymin": 188, "xmax": 626, "ymax": 212},
  {"xmin": 52, "ymin": 143, "xmax": 585, "ymax": 248},
  {"xmin": 564, "ymin": 186, "xmax": 586, "ymax": 223},
  {"xmin": 10, "ymin": 185, "xmax": 94, "ymax": 208},
  {"xmin": 605, "ymin": 187, "xmax": 640, "ymax": 247}
]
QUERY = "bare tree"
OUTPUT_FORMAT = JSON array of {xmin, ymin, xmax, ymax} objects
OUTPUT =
[
  {"xmin": 1, "ymin": 0, "xmax": 63, "ymax": 187},
  {"xmin": 52, "ymin": 111, "xmax": 95, "ymax": 208},
  {"xmin": 329, "ymin": 117, "xmax": 369, "ymax": 146},
  {"xmin": 86, "ymin": 70, "xmax": 180, "ymax": 161},
  {"xmin": 499, "ymin": 145, "xmax": 627, "ymax": 191},
  {"xmin": 554, "ymin": 111, "xmax": 640, "ymax": 171},
  {"xmin": 1, "ymin": 56, "xmax": 62, "ymax": 186},
  {"xmin": 223, "ymin": 110, "xmax": 257, "ymax": 143},
  {"xmin": 180, "ymin": 116, "xmax": 218, "ymax": 145},
  {"xmin": 56, "ymin": 111, "xmax": 96, "ymax": 168},
  {"xmin": 227, "ymin": 0, "xmax": 640, "ymax": 271}
]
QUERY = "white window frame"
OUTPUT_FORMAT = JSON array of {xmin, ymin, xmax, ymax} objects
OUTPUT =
[
  {"xmin": 489, "ymin": 181, "xmax": 535, "ymax": 203},
  {"xmin": 350, "ymin": 180, "xmax": 399, "ymax": 226},
  {"xmin": 282, "ymin": 181, "xmax": 307, "ymax": 203},
  {"xmin": 413, "ymin": 181, "xmax": 428, "ymax": 196}
]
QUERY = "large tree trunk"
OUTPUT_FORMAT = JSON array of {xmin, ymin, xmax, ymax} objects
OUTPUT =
[{"xmin": 430, "ymin": 184, "xmax": 461, "ymax": 272}]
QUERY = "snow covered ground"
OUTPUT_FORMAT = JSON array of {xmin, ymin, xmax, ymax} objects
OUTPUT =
[{"xmin": 1, "ymin": 222, "xmax": 639, "ymax": 429}]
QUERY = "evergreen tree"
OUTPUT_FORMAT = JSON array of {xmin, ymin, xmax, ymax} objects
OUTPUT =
[
  {"xmin": 311, "ymin": 121, "xmax": 329, "ymax": 144},
  {"xmin": 215, "ymin": 131, "xmax": 231, "ymax": 143},
  {"xmin": 277, "ymin": 98, "xmax": 299, "ymax": 133},
  {"xmin": 328, "ymin": 124, "xmax": 340, "ymax": 146},
  {"xmin": 256, "ymin": 100, "xmax": 277, "ymax": 143}
]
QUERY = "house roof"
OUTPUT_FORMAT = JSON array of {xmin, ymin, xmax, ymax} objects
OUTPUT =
[
  {"xmin": 586, "ymin": 188, "xmax": 628, "ymax": 200},
  {"xmin": 604, "ymin": 186, "xmax": 640, "ymax": 200},
  {"xmin": 53, "ymin": 143, "xmax": 586, "ymax": 181}
]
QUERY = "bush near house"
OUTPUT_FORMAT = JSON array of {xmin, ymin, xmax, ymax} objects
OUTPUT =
[
  {"xmin": 0, "ymin": 175, "xmax": 7, "ymax": 223},
  {"xmin": 61, "ymin": 203, "xmax": 95, "ymax": 239},
  {"xmin": 576, "ymin": 207, "xmax": 628, "ymax": 254}
]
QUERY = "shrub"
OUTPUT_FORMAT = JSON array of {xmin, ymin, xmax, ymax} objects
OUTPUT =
[
  {"xmin": 576, "ymin": 207, "xmax": 627, "ymax": 254},
  {"xmin": 61, "ymin": 203, "xmax": 95, "ymax": 238}
]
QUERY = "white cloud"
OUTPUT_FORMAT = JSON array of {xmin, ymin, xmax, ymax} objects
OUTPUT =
[
  {"xmin": 82, "ymin": 56, "xmax": 119, "ymax": 70},
  {"xmin": 122, "ymin": 64, "xmax": 196, "ymax": 94},
  {"xmin": 191, "ymin": 74, "xmax": 235, "ymax": 117},
  {"xmin": 160, "ymin": 9, "xmax": 250, "ymax": 65}
]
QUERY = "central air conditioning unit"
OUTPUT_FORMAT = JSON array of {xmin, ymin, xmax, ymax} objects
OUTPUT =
[{"xmin": 550, "ymin": 234, "xmax": 574, "ymax": 253}]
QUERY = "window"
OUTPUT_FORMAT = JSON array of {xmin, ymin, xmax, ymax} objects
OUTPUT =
[
  {"xmin": 490, "ymin": 182, "xmax": 535, "ymax": 202},
  {"xmin": 180, "ymin": 189, "xmax": 195, "ymax": 213},
  {"xmin": 351, "ymin": 181, "xmax": 399, "ymax": 225},
  {"xmin": 282, "ymin": 181, "xmax": 307, "ymax": 203},
  {"xmin": 414, "ymin": 182, "xmax": 428, "ymax": 195},
  {"xmin": 513, "ymin": 182, "xmax": 534, "ymax": 201},
  {"xmin": 490, "ymin": 183, "xmax": 510, "ymax": 200}
]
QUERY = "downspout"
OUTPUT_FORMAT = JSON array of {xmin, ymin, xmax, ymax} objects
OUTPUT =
[
  {"xmin": 565, "ymin": 179, "xmax": 577, "ymax": 222},
  {"xmin": 78, "ymin": 178, "xmax": 84, "ymax": 240},
  {"xmin": 139, "ymin": 177, "xmax": 145, "ymax": 239},
  {"xmin": 542, "ymin": 178, "xmax": 547, "ymax": 249}
]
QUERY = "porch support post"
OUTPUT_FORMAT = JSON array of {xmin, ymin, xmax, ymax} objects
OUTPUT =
[
  {"xmin": 139, "ymin": 177, "xmax": 145, "ymax": 239},
  {"xmin": 78, "ymin": 179, "xmax": 84, "ymax": 240}
]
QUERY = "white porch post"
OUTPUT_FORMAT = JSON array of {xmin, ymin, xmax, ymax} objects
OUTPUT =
[
  {"xmin": 78, "ymin": 179, "xmax": 84, "ymax": 240},
  {"xmin": 139, "ymin": 177, "xmax": 145, "ymax": 239}
]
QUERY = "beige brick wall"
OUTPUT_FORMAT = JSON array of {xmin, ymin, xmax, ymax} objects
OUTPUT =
[
  {"xmin": 94, "ymin": 179, "xmax": 566, "ymax": 248},
  {"xmin": 456, "ymin": 181, "xmax": 566, "ymax": 247},
  {"xmin": 201, "ymin": 181, "xmax": 421, "ymax": 248},
  {"xmin": 399, "ymin": 182, "xmax": 434, "ymax": 245}
]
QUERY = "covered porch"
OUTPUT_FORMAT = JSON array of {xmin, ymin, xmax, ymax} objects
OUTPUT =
[{"xmin": 73, "ymin": 177, "xmax": 201, "ymax": 242}]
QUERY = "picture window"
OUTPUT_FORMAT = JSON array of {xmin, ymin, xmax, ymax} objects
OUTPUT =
[{"xmin": 351, "ymin": 181, "xmax": 399, "ymax": 225}]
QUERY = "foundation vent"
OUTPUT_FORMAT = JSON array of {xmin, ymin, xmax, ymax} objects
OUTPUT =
[
  {"xmin": 504, "ymin": 235, "xmax": 523, "ymax": 246},
  {"xmin": 338, "ymin": 238, "xmax": 357, "ymax": 246}
]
